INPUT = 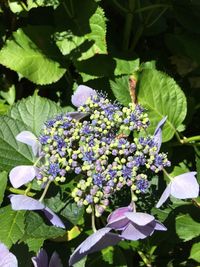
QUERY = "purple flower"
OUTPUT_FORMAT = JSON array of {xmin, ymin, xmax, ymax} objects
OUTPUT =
[
  {"xmin": 9, "ymin": 165, "xmax": 39, "ymax": 188},
  {"xmin": 32, "ymin": 249, "xmax": 63, "ymax": 267},
  {"xmin": 9, "ymin": 194, "xmax": 65, "ymax": 228},
  {"xmin": 69, "ymin": 227, "xmax": 122, "ymax": 266},
  {"xmin": 156, "ymin": 172, "xmax": 199, "ymax": 208},
  {"xmin": 0, "ymin": 243, "xmax": 18, "ymax": 267},
  {"xmin": 71, "ymin": 85, "xmax": 97, "ymax": 107},
  {"xmin": 107, "ymin": 207, "xmax": 166, "ymax": 240},
  {"xmin": 153, "ymin": 116, "xmax": 167, "ymax": 151},
  {"xmin": 16, "ymin": 131, "xmax": 41, "ymax": 156}
]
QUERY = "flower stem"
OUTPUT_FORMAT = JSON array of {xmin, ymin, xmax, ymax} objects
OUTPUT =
[
  {"xmin": 163, "ymin": 168, "xmax": 172, "ymax": 181},
  {"xmin": 91, "ymin": 206, "xmax": 97, "ymax": 232},
  {"xmin": 138, "ymin": 250, "xmax": 152, "ymax": 267},
  {"xmin": 134, "ymin": 4, "xmax": 171, "ymax": 14},
  {"xmin": 39, "ymin": 180, "xmax": 51, "ymax": 202},
  {"xmin": 181, "ymin": 135, "xmax": 200, "ymax": 144},
  {"xmin": 123, "ymin": 0, "xmax": 136, "ymax": 50},
  {"xmin": 112, "ymin": 0, "xmax": 129, "ymax": 14},
  {"xmin": 7, "ymin": 187, "xmax": 35, "ymax": 197}
]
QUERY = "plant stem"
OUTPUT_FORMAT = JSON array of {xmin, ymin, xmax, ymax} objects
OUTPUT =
[
  {"xmin": 163, "ymin": 168, "xmax": 172, "ymax": 181},
  {"xmin": 146, "ymin": 7, "xmax": 168, "ymax": 28},
  {"xmin": 39, "ymin": 180, "xmax": 52, "ymax": 202},
  {"xmin": 91, "ymin": 206, "xmax": 97, "ymax": 232},
  {"xmin": 134, "ymin": 4, "xmax": 171, "ymax": 14},
  {"xmin": 62, "ymin": 1, "xmax": 73, "ymax": 18},
  {"xmin": 7, "ymin": 187, "xmax": 35, "ymax": 197},
  {"xmin": 112, "ymin": 0, "xmax": 129, "ymax": 14},
  {"xmin": 181, "ymin": 135, "xmax": 200, "ymax": 144},
  {"xmin": 123, "ymin": 0, "xmax": 136, "ymax": 50},
  {"xmin": 138, "ymin": 250, "xmax": 152, "ymax": 267}
]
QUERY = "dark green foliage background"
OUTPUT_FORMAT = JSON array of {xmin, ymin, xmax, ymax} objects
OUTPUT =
[{"xmin": 0, "ymin": 0, "xmax": 200, "ymax": 266}]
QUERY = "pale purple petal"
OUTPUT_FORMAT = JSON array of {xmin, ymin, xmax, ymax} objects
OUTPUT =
[
  {"xmin": 0, "ymin": 243, "xmax": 18, "ymax": 267},
  {"xmin": 67, "ymin": 112, "xmax": 88, "ymax": 120},
  {"xmin": 154, "ymin": 221, "xmax": 167, "ymax": 231},
  {"xmin": 9, "ymin": 194, "xmax": 44, "ymax": 210},
  {"xmin": 107, "ymin": 207, "xmax": 130, "ymax": 230},
  {"xmin": 171, "ymin": 172, "xmax": 199, "ymax": 199},
  {"xmin": 156, "ymin": 184, "xmax": 171, "ymax": 208},
  {"xmin": 121, "ymin": 222, "xmax": 153, "ymax": 240},
  {"xmin": 9, "ymin": 165, "xmax": 38, "ymax": 188},
  {"xmin": 49, "ymin": 252, "xmax": 63, "ymax": 267},
  {"xmin": 69, "ymin": 228, "xmax": 122, "ymax": 266},
  {"xmin": 10, "ymin": 195, "xmax": 65, "ymax": 229},
  {"xmin": 16, "ymin": 131, "xmax": 41, "ymax": 156},
  {"xmin": 43, "ymin": 207, "xmax": 65, "ymax": 229},
  {"xmin": 71, "ymin": 85, "xmax": 97, "ymax": 107},
  {"xmin": 31, "ymin": 249, "xmax": 48, "ymax": 267},
  {"xmin": 153, "ymin": 116, "xmax": 167, "ymax": 151},
  {"xmin": 125, "ymin": 212, "xmax": 154, "ymax": 226}
]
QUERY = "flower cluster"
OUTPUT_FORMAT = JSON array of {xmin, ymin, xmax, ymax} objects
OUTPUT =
[{"xmin": 33, "ymin": 88, "xmax": 170, "ymax": 216}]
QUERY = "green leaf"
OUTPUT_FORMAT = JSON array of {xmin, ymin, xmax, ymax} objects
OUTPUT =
[
  {"xmin": 137, "ymin": 69, "xmax": 187, "ymax": 142},
  {"xmin": 189, "ymin": 242, "xmax": 200, "ymax": 262},
  {"xmin": 0, "ymin": 205, "xmax": 25, "ymax": 248},
  {"xmin": 0, "ymin": 29, "xmax": 66, "ymax": 85},
  {"xmin": 61, "ymin": 203, "xmax": 84, "ymax": 225},
  {"xmin": 8, "ymin": 0, "xmax": 60, "ymax": 13},
  {"xmin": 0, "ymin": 116, "xmax": 34, "ymax": 171},
  {"xmin": 110, "ymin": 76, "xmax": 132, "ymax": 106},
  {"xmin": 0, "ymin": 101, "xmax": 9, "ymax": 114},
  {"xmin": 176, "ymin": 214, "xmax": 200, "ymax": 241},
  {"xmin": 114, "ymin": 58, "xmax": 139, "ymax": 76},
  {"xmin": 44, "ymin": 193, "xmax": 66, "ymax": 213},
  {"xmin": 0, "ymin": 85, "xmax": 15, "ymax": 105},
  {"xmin": 25, "ymin": 238, "xmax": 44, "ymax": 253},
  {"xmin": 24, "ymin": 212, "xmax": 65, "ymax": 239},
  {"xmin": 56, "ymin": 7, "xmax": 107, "ymax": 61},
  {"xmin": 0, "ymin": 171, "xmax": 7, "ymax": 206},
  {"xmin": 9, "ymin": 93, "xmax": 63, "ymax": 136}
]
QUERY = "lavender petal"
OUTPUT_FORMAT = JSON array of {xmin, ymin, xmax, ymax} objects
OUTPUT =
[
  {"xmin": 153, "ymin": 116, "xmax": 167, "ymax": 151},
  {"xmin": 121, "ymin": 222, "xmax": 150, "ymax": 240},
  {"xmin": 154, "ymin": 221, "xmax": 167, "ymax": 231},
  {"xmin": 9, "ymin": 165, "xmax": 38, "ymax": 188},
  {"xmin": 171, "ymin": 172, "xmax": 199, "ymax": 199},
  {"xmin": 124, "ymin": 212, "xmax": 155, "ymax": 226},
  {"xmin": 107, "ymin": 206, "xmax": 130, "ymax": 230},
  {"xmin": 43, "ymin": 207, "xmax": 65, "ymax": 229},
  {"xmin": 9, "ymin": 194, "xmax": 44, "ymax": 210},
  {"xmin": 156, "ymin": 184, "xmax": 171, "ymax": 208},
  {"xmin": 69, "ymin": 228, "xmax": 122, "ymax": 266},
  {"xmin": 31, "ymin": 249, "xmax": 48, "ymax": 267},
  {"xmin": 16, "ymin": 131, "xmax": 41, "ymax": 156},
  {"xmin": 67, "ymin": 112, "xmax": 88, "ymax": 121},
  {"xmin": 49, "ymin": 252, "xmax": 63, "ymax": 267},
  {"xmin": 71, "ymin": 85, "xmax": 97, "ymax": 107},
  {"xmin": 0, "ymin": 243, "xmax": 18, "ymax": 267}
]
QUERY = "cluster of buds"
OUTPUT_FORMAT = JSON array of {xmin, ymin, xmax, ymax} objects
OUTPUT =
[{"xmin": 35, "ymin": 86, "xmax": 170, "ymax": 216}]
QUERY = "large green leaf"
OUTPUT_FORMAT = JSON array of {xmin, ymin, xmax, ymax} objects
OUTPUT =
[
  {"xmin": 56, "ymin": 7, "xmax": 107, "ymax": 61},
  {"xmin": 24, "ymin": 212, "xmax": 65, "ymax": 239},
  {"xmin": 137, "ymin": 69, "xmax": 187, "ymax": 142},
  {"xmin": 189, "ymin": 242, "xmax": 200, "ymax": 262},
  {"xmin": 61, "ymin": 203, "xmax": 84, "ymax": 225},
  {"xmin": 0, "ymin": 171, "xmax": 7, "ymax": 206},
  {"xmin": 176, "ymin": 214, "xmax": 200, "ymax": 241},
  {"xmin": 0, "ymin": 29, "xmax": 66, "ymax": 85},
  {"xmin": 0, "ymin": 116, "xmax": 34, "ymax": 171},
  {"xmin": 25, "ymin": 238, "xmax": 44, "ymax": 253},
  {"xmin": 0, "ymin": 205, "xmax": 25, "ymax": 248},
  {"xmin": 9, "ymin": 93, "xmax": 63, "ymax": 135}
]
